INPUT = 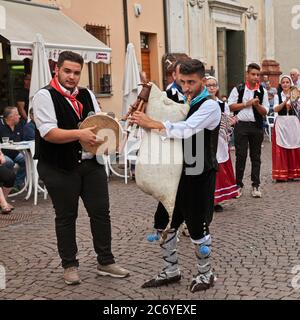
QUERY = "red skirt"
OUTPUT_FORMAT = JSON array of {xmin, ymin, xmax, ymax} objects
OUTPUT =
[
  {"xmin": 214, "ymin": 157, "xmax": 238, "ymax": 205},
  {"xmin": 272, "ymin": 127, "xmax": 300, "ymax": 181}
]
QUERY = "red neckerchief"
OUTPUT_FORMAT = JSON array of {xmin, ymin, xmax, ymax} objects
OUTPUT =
[
  {"xmin": 246, "ymin": 81, "xmax": 260, "ymax": 91},
  {"xmin": 50, "ymin": 77, "xmax": 83, "ymax": 119}
]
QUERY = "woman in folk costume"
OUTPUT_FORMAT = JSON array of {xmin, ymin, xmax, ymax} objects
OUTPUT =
[
  {"xmin": 206, "ymin": 77, "xmax": 239, "ymax": 212},
  {"xmin": 272, "ymin": 75, "xmax": 300, "ymax": 181}
]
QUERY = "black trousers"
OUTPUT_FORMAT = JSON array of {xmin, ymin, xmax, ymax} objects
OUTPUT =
[
  {"xmin": 37, "ymin": 159, "xmax": 115, "ymax": 269},
  {"xmin": 234, "ymin": 122, "xmax": 264, "ymax": 188},
  {"xmin": 0, "ymin": 165, "xmax": 16, "ymax": 188},
  {"xmin": 154, "ymin": 169, "xmax": 216, "ymax": 241}
]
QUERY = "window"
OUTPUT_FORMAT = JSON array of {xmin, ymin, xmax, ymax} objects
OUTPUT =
[
  {"xmin": 140, "ymin": 33, "xmax": 150, "ymax": 49},
  {"xmin": 85, "ymin": 24, "xmax": 112, "ymax": 95}
]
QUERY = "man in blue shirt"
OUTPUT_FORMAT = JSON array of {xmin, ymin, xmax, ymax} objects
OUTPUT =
[
  {"xmin": 0, "ymin": 107, "xmax": 26, "ymax": 190},
  {"xmin": 23, "ymin": 108, "xmax": 36, "ymax": 141}
]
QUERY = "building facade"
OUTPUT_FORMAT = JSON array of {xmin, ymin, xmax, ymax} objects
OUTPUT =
[
  {"xmin": 272, "ymin": 0, "xmax": 300, "ymax": 74},
  {"xmin": 165, "ymin": 0, "xmax": 280, "ymax": 95},
  {"xmin": 2, "ymin": 0, "xmax": 298, "ymax": 116},
  {"xmin": 24, "ymin": 0, "xmax": 166, "ymax": 117}
]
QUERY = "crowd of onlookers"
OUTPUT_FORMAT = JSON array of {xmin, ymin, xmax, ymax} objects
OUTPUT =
[{"xmin": 0, "ymin": 74, "xmax": 36, "ymax": 214}]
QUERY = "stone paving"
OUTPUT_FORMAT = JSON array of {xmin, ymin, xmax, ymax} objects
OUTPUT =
[{"xmin": 0, "ymin": 140, "xmax": 300, "ymax": 300}]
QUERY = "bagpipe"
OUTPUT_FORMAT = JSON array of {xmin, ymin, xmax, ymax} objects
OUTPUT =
[
  {"xmin": 126, "ymin": 83, "xmax": 190, "ymax": 241},
  {"xmin": 79, "ymin": 83, "xmax": 190, "ymax": 242}
]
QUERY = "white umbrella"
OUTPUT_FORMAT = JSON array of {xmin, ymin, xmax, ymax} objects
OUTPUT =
[
  {"xmin": 28, "ymin": 33, "xmax": 52, "ymax": 117},
  {"xmin": 122, "ymin": 43, "xmax": 141, "ymax": 116}
]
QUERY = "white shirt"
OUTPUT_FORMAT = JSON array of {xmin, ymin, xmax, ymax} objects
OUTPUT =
[
  {"xmin": 163, "ymin": 99, "xmax": 221, "ymax": 139},
  {"xmin": 228, "ymin": 86, "xmax": 269, "ymax": 122},
  {"xmin": 33, "ymin": 85, "xmax": 100, "ymax": 160},
  {"xmin": 294, "ymin": 79, "xmax": 300, "ymax": 89},
  {"xmin": 273, "ymin": 91, "xmax": 289, "ymax": 116},
  {"xmin": 33, "ymin": 86, "xmax": 100, "ymax": 138}
]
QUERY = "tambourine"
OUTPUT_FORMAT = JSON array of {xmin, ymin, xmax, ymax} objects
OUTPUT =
[
  {"xmin": 290, "ymin": 86, "xmax": 300, "ymax": 103},
  {"xmin": 79, "ymin": 114, "xmax": 122, "ymax": 155}
]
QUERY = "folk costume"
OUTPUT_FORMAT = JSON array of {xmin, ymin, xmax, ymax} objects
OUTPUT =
[
  {"xmin": 214, "ymin": 100, "xmax": 239, "ymax": 205},
  {"xmin": 33, "ymin": 77, "xmax": 117, "ymax": 270},
  {"xmin": 144, "ymin": 87, "xmax": 221, "ymax": 293},
  {"xmin": 272, "ymin": 80, "xmax": 300, "ymax": 181},
  {"xmin": 228, "ymin": 82, "xmax": 269, "ymax": 193}
]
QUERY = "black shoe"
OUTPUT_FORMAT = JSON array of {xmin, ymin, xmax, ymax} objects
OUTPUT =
[
  {"xmin": 190, "ymin": 274, "xmax": 215, "ymax": 293},
  {"xmin": 214, "ymin": 205, "xmax": 223, "ymax": 212},
  {"xmin": 142, "ymin": 274, "xmax": 181, "ymax": 288}
]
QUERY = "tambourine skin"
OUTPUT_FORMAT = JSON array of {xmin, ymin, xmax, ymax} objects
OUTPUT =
[
  {"xmin": 79, "ymin": 114, "xmax": 122, "ymax": 155},
  {"xmin": 290, "ymin": 86, "xmax": 300, "ymax": 103}
]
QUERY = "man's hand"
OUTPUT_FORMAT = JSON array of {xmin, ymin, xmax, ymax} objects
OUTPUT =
[
  {"xmin": 130, "ymin": 111, "xmax": 165, "ymax": 130},
  {"xmin": 252, "ymin": 97, "xmax": 260, "ymax": 107},
  {"xmin": 130, "ymin": 111, "xmax": 152, "ymax": 128},
  {"xmin": 78, "ymin": 126, "xmax": 98, "ymax": 146}
]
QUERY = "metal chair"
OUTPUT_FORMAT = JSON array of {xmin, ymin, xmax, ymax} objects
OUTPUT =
[{"xmin": 265, "ymin": 115, "xmax": 276, "ymax": 142}]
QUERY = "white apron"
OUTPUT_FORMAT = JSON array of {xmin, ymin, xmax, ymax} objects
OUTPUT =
[{"xmin": 275, "ymin": 116, "xmax": 300, "ymax": 149}]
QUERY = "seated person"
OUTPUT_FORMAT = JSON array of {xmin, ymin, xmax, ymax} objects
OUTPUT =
[
  {"xmin": 0, "ymin": 150, "xmax": 16, "ymax": 214},
  {"xmin": 24, "ymin": 108, "xmax": 36, "ymax": 141},
  {"xmin": 0, "ymin": 107, "xmax": 26, "ymax": 191}
]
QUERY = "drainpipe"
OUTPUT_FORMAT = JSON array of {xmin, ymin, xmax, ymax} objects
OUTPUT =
[
  {"xmin": 163, "ymin": 0, "xmax": 169, "ymax": 53},
  {"xmin": 123, "ymin": 0, "xmax": 129, "ymax": 50}
]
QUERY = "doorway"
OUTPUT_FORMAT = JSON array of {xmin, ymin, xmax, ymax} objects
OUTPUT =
[
  {"xmin": 217, "ymin": 28, "xmax": 245, "ymax": 96},
  {"xmin": 140, "ymin": 33, "xmax": 151, "ymax": 82}
]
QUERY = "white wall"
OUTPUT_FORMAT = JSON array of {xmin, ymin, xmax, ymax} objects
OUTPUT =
[{"xmin": 273, "ymin": 0, "xmax": 300, "ymax": 73}]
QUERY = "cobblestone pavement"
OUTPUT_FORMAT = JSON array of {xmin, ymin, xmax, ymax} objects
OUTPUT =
[{"xmin": 0, "ymin": 141, "xmax": 300, "ymax": 300}]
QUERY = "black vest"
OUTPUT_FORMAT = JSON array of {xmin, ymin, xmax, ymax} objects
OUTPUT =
[
  {"xmin": 218, "ymin": 101, "xmax": 225, "ymax": 113},
  {"xmin": 35, "ymin": 87, "xmax": 95, "ymax": 171},
  {"xmin": 236, "ymin": 83, "xmax": 264, "ymax": 128},
  {"xmin": 277, "ymin": 92, "xmax": 296, "ymax": 116},
  {"xmin": 166, "ymin": 88, "xmax": 184, "ymax": 104},
  {"xmin": 183, "ymin": 98, "xmax": 220, "ymax": 173}
]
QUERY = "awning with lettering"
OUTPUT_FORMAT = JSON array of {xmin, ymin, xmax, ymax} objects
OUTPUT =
[{"xmin": 0, "ymin": 0, "xmax": 111, "ymax": 63}]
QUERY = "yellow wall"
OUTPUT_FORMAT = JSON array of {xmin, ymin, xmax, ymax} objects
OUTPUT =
[
  {"xmin": 127, "ymin": 0, "xmax": 165, "ymax": 88},
  {"xmin": 34, "ymin": 0, "xmax": 165, "ymax": 118}
]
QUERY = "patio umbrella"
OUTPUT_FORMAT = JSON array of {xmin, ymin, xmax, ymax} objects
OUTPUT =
[
  {"xmin": 28, "ymin": 33, "xmax": 52, "ymax": 116},
  {"xmin": 122, "ymin": 43, "xmax": 141, "ymax": 116}
]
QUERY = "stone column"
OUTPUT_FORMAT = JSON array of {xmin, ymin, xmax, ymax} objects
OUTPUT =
[
  {"xmin": 188, "ymin": 0, "xmax": 206, "ymax": 61},
  {"xmin": 264, "ymin": 0, "xmax": 275, "ymax": 60},
  {"xmin": 261, "ymin": 0, "xmax": 281, "ymax": 88},
  {"xmin": 166, "ymin": 0, "xmax": 187, "ymax": 53},
  {"xmin": 245, "ymin": 6, "xmax": 259, "ymax": 65}
]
